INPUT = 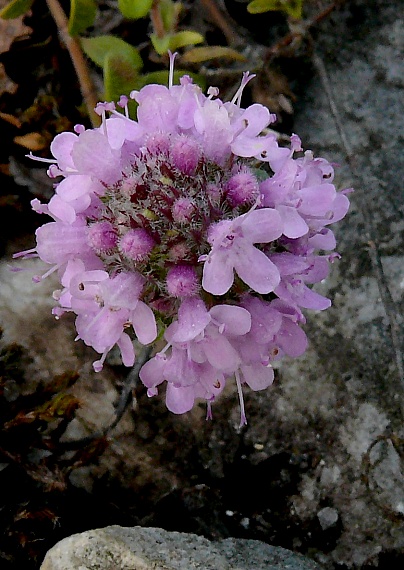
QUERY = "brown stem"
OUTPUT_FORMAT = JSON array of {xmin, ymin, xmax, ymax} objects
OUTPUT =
[
  {"xmin": 150, "ymin": 0, "xmax": 166, "ymax": 39},
  {"xmin": 45, "ymin": 0, "xmax": 100, "ymax": 127},
  {"xmin": 199, "ymin": 0, "xmax": 240, "ymax": 46},
  {"xmin": 264, "ymin": 2, "xmax": 340, "ymax": 61}
]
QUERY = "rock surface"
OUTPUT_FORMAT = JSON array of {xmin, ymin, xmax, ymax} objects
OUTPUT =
[{"xmin": 40, "ymin": 526, "xmax": 323, "ymax": 570}]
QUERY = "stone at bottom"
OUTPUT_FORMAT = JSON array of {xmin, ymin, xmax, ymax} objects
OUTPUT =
[{"xmin": 40, "ymin": 525, "xmax": 323, "ymax": 570}]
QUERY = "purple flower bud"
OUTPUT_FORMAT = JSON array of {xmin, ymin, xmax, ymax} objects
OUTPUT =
[
  {"xmin": 145, "ymin": 132, "xmax": 171, "ymax": 155},
  {"xmin": 87, "ymin": 221, "xmax": 117, "ymax": 252},
  {"xmin": 119, "ymin": 228, "xmax": 155, "ymax": 261},
  {"xmin": 166, "ymin": 265, "xmax": 199, "ymax": 297},
  {"xmin": 225, "ymin": 168, "xmax": 259, "ymax": 207},
  {"xmin": 170, "ymin": 135, "xmax": 202, "ymax": 175},
  {"xmin": 172, "ymin": 198, "xmax": 195, "ymax": 223},
  {"xmin": 205, "ymin": 182, "xmax": 222, "ymax": 203}
]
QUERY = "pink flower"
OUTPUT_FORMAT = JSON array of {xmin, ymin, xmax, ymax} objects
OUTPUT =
[
  {"xmin": 19, "ymin": 55, "xmax": 349, "ymax": 421},
  {"xmin": 201, "ymin": 208, "xmax": 283, "ymax": 295},
  {"xmin": 140, "ymin": 297, "xmax": 252, "ymax": 420}
]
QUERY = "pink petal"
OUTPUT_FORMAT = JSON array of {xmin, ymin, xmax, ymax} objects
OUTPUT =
[
  {"xmin": 296, "ymin": 286, "xmax": 331, "ymax": 310},
  {"xmin": 72, "ymin": 130, "xmax": 121, "ymax": 184},
  {"xmin": 240, "ymin": 208, "xmax": 283, "ymax": 243},
  {"xmin": 231, "ymin": 135, "xmax": 269, "ymax": 158},
  {"xmin": 304, "ymin": 257, "xmax": 330, "ymax": 284},
  {"xmin": 234, "ymin": 243, "xmax": 280, "ymax": 294},
  {"xmin": 36, "ymin": 222, "xmax": 91, "ymax": 264},
  {"xmin": 298, "ymin": 183, "xmax": 336, "ymax": 216},
  {"xmin": 56, "ymin": 175, "xmax": 98, "ymax": 200},
  {"xmin": 209, "ymin": 305, "xmax": 251, "ymax": 336},
  {"xmin": 202, "ymin": 251, "xmax": 234, "ymax": 296},
  {"xmin": 275, "ymin": 319, "xmax": 308, "ymax": 357},
  {"xmin": 132, "ymin": 300, "xmax": 157, "ymax": 344},
  {"xmin": 275, "ymin": 280, "xmax": 331, "ymax": 310},
  {"xmin": 277, "ymin": 205, "xmax": 308, "ymax": 239},
  {"xmin": 203, "ymin": 334, "xmax": 240, "ymax": 372},
  {"xmin": 136, "ymin": 85, "xmax": 179, "ymax": 132},
  {"xmin": 104, "ymin": 117, "xmax": 126, "ymax": 149},
  {"xmin": 100, "ymin": 272, "xmax": 144, "ymax": 309},
  {"xmin": 164, "ymin": 348, "xmax": 199, "ymax": 386},
  {"xmin": 50, "ymin": 132, "xmax": 77, "ymax": 171},
  {"xmin": 308, "ymin": 229, "xmax": 336, "ymax": 250},
  {"xmin": 269, "ymin": 253, "xmax": 310, "ymax": 276},
  {"xmin": 170, "ymin": 298, "xmax": 211, "ymax": 343},
  {"xmin": 166, "ymin": 383, "xmax": 195, "ymax": 414},
  {"xmin": 326, "ymin": 193, "xmax": 350, "ymax": 224},
  {"xmin": 233, "ymin": 104, "xmax": 271, "ymax": 137},
  {"xmin": 70, "ymin": 269, "xmax": 109, "ymax": 299},
  {"xmin": 241, "ymin": 362, "xmax": 274, "ymax": 391},
  {"xmin": 260, "ymin": 161, "xmax": 297, "ymax": 204},
  {"xmin": 76, "ymin": 307, "xmax": 127, "ymax": 353},
  {"xmin": 117, "ymin": 332, "xmax": 135, "ymax": 367},
  {"xmin": 48, "ymin": 195, "xmax": 76, "ymax": 224},
  {"xmin": 194, "ymin": 99, "xmax": 233, "ymax": 163},
  {"xmin": 139, "ymin": 354, "xmax": 166, "ymax": 389}
]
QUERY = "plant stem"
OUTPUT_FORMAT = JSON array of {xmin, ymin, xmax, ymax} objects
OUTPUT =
[
  {"xmin": 199, "ymin": 0, "xmax": 240, "ymax": 46},
  {"xmin": 60, "ymin": 345, "xmax": 154, "ymax": 448},
  {"xmin": 45, "ymin": 0, "xmax": 100, "ymax": 127},
  {"xmin": 150, "ymin": 0, "xmax": 166, "ymax": 39}
]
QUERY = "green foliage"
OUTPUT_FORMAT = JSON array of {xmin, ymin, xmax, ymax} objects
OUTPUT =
[
  {"xmin": 104, "ymin": 52, "xmax": 140, "ymax": 102},
  {"xmin": 1, "ymin": 0, "xmax": 206, "ymax": 107},
  {"xmin": 81, "ymin": 35, "xmax": 143, "ymax": 70},
  {"xmin": 68, "ymin": 0, "xmax": 97, "ymax": 36},
  {"xmin": 181, "ymin": 45, "xmax": 247, "ymax": 64},
  {"xmin": 148, "ymin": 0, "xmax": 204, "ymax": 55},
  {"xmin": 151, "ymin": 30, "xmax": 204, "ymax": 55},
  {"xmin": 247, "ymin": 0, "xmax": 303, "ymax": 19},
  {"xmin": 118, "ymin": 0, "xmax": 153, "ymax": 19},
  {"xmin": 150, "ymin": 34, "xmax": 171, "ymax": 56},
  {"xmin": 82, "ymin": 35, "xmax": 143, "ymax": 103},
  {"xmin": 0, "ymin": 0, "xmax": 33, "ymax": 19},
  {"xmin": 159, "ymin": 0, "xmax": 179, "ymax": 30}
]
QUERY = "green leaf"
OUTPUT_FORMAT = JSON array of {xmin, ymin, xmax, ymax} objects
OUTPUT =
[
  {"xmin": 151, "ymin": 30, "xmax": 204, "ymax": 56},
  {"xmin": 0, "ymin": 0, "xmax": 33, "ymax": 19},
  {"xmin": 181, "ymin": 46, "xmax": 247, "ymax": 64},
  {"xmin": 81, "ymin": 35, "xmax": 143, "ymax": 70},
  {"xmin": 159, "ymin": 0, "xmax": 179, "ymax": 32},
  {"xmin": 150, "ymin": 34, "xmax": 172, "ymax": 56},
  {"xmin": 247, "ymin": 0, "xmax": 303, "ymax": 19},
  {"xmin": 68, "ymin": 0, "xmax": 97, "ymax": 36},
  {"xmin": 168, "ymin": 30, "xmax": 204, "ymax": 51},
  {"xmin": 118, "ymin": 0, "xmax": 153, "ymax": 19},
  {"xmin": 104, "ymin": 52, "xmax": 140, "ymax": 102}
]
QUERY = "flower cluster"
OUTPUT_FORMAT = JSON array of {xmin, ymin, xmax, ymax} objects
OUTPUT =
[{"xmin": 16, "ymin": 55, "xmax": 349, "ymax": 424}]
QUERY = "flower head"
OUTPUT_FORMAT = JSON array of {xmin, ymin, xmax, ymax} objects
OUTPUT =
[{"xmin": 18, "ymin": 56, "xmax": 349, "ymax": 424}]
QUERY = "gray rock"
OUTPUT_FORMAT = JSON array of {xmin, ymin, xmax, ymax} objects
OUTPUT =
[
  {"xmin": 40, "ymin": 526, "xmax": 323, "ymax": 570},
  {"xmin": 317, "ymin": 507, "xmax": 339, "ymax": 531}
]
